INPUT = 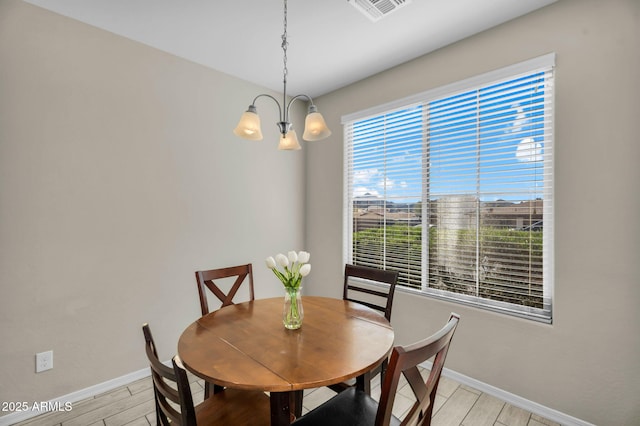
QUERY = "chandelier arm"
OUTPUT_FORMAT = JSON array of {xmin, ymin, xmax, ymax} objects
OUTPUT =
[
  {"xmin": 251, "ymin": 93, "xmax": 284, "ymax": 123},
  {"xmin": 285, "ymin": 94, "xmax": 315, "ymax": 118}
]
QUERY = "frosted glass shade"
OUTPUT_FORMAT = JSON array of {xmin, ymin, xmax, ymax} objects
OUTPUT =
[
  {"xmin": 302, "ymin": 111, "xmax": 332, "ymax": 141},
  {"xmin": 278, "ymin": 130, "xmax": 301, "ymax": 150},
  {"xmin": 233, "ymin": 109, "xmax": 263, "ymax": 141}
]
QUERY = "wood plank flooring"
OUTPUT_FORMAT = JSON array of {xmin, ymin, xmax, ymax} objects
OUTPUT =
[{"xmin": 11, "ymin": 367, "xmax": 560, "ymax": 426}]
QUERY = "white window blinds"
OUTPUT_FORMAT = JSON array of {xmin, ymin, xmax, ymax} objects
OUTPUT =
[
  {"xmin": 344, "ymin": 105, "xmax": 425, "ymax": 288},
  {"xmin": 344, "ymin": 54, "xmax": 554, "ymax": 322}
]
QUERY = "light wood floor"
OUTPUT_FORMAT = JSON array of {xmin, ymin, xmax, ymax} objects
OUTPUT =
[{"xmin": 12, "ymin": 368, "xmax": 560, "ymax": 426}]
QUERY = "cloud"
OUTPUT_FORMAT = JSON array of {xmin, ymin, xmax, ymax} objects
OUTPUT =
[
  {"xmin": 378, "ymin": 177, "xmax": 395, "ymax": 189},
  {"xmin": 353, "ymin": 187, "xmax": 380, "ymax": 197},
  {"xmin": 354, "ymin": 168, "xmax": 379, "ymax": 185},
  {"xmin": 515, "ymin": 138, "xmax": 543, "ymax": 162},
  {"xmin": 510, "ymin": 104, "xmax": 529, "ymax": 134}
]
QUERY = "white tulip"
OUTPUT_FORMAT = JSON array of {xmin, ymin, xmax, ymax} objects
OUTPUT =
[
  {"xmin": 265, "ymin": 256, "xmax": 276, "ymax": 269},
  {"xmin": 276, "ymin": 253, "xmax": 289, "ymax": 268},
  {"xmin": 297, "ymin": 251, "xmax": 310, "ymax": 263},
  {"xmin": 299, "ymin": 263, "xmax": 311, "ymax": 277},
  {"xmin": 288, "ymin": 251, "xmax": 298, "ymax": 263}
]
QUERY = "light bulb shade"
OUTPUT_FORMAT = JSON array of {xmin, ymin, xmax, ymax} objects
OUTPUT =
[
  {"xmin": 278, "ymin": 130, "xmax": 302, "ymax": 150},
  {"xmin": 234, "ymin": 108, "xmax": 263, "ymax": 141},
  {"xmin": 303, "ymin": 111, "xmax": 331, "ymax": 141}
]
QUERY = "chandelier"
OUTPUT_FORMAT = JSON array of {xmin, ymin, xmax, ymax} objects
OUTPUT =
[{"xmin": 233, "ymin": 0, "xmax": 331, "ymax": 150}]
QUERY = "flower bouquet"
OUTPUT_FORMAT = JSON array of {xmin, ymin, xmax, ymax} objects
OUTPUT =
[{"xmin": 266, "ymin": 251, "xmax": 311, "ymax": 329}]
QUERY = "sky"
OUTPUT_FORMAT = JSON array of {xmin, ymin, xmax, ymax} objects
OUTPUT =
[{"xmin": 350, "ymin": 71, "xmax": 550, "ymax": 204}]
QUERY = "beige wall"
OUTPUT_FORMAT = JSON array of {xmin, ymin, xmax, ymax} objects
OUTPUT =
[
  {"xmin": 0, "ymin": 0, "xmax": 306, "ymax": 411},
  {"xmin": 305, "ymin": 0, "xmax": 640, "ymax": 425},
  {"xmin": 2, "ymin": 0, "xmax": 639, "ymax": 424}
]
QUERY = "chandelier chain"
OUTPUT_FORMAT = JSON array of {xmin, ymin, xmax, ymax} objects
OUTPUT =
[
  {"xmin": 233, "ymin": 0, "xmax": 330, "ymax": 147},
  {"xmin": 281, "ymin": 0, "xmax": 289, "ymax": 87}
]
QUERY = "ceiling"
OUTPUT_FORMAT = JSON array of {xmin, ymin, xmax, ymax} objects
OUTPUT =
[{"xmin": 22, "ymin": 0, "xmax": 557, "ymax": 98}]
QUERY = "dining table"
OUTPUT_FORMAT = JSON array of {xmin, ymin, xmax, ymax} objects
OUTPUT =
[{"xmin": 177, "ymin": 295, "xmax": 395, "ymax": 426}]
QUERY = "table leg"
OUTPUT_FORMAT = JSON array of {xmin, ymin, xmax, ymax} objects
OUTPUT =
[
  {"xmin": 270, "ymin": 391, "xmax": 291, "ymax": 426},
  {"xmin": 290, "ymin": 390, "xmax": 303, "ymax": 419},
  {"xmin": 355, "ymin": 370, "xmax": 372, "ymax": 395}
]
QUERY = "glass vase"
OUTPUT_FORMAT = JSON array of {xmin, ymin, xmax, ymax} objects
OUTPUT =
[{"xmin": 283, "ymin": 287, "xmax": 303, "ymax": 330}]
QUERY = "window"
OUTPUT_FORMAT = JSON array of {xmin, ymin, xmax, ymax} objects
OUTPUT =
[{"xmin": 343, "ymin": 54, "xmax": 554, "ymax": 322}]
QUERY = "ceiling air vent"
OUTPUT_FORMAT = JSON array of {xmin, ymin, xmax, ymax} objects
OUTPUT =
[{"xmin": 347, "ymin": 0, "xmax": 412, "ymax": 23}]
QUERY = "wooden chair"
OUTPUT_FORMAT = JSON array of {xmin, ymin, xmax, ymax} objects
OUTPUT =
[
  {"xmin": 195, "ymin": 263, "xmax": 255, "ymax": 316},
  {"xmin": 328, "ymin": 264, "xmax": 399, "ymax": 394},
  {"xmin": 195, "ymin": 263, "xmax": 255, "ymax": 398},
  {"xmin": 293, "ymin": 313, "xmax": 460, "ymax": 426},
  {"xmin": 142, "ymin": 323, "xmax": 270, "ymax": 426},
  {"xmin": 343, "ymin": 264, "xmax": 399, "ymax": 321}
]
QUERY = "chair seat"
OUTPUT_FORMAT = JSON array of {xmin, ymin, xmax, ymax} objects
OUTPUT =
[
  {"xmin": 292, "ymin": 387, "xmax": 401, "ymax": 426},
  {"xmin": 195, "ymin": 388, "xmax": 271, "ymax": 426}
]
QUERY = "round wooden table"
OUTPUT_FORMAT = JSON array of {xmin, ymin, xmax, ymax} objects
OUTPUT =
[{"xmin": 178, "ymin": 296, "xmax": 394, "ymax": 426}]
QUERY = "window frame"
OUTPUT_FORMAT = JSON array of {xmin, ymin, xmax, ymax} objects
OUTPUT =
[{"xmin": 343, "ymin": 54, "xmax": 555, "ymax": 323}]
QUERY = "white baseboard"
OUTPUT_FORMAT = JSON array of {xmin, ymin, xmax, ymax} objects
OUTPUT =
[
  {"xmin": 426, "ymin": 361, "xmax": 594, "ymax": 426},
  {"xmin": 0, "ymin": 367, "xmax": 152, "ymax": 426},
  {"xmin": 1, "ymin": 362, "xmax": 593, "ymax": 426}
]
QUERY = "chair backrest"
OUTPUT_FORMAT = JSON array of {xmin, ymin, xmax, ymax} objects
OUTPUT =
[
  {"xmin": 375, "ymin": 313, "xmax": 460, "ymax": 426},
  {"xmin": 195, "ymin": 263, "xmax": 255, "ymax": 316},
  {"xmin": 142, "ymin": 324, "xmax": 197, "ymax": 426},
  {"xmin": 343, "ymin": 264, "xmax": 399, "ymax": 320}
]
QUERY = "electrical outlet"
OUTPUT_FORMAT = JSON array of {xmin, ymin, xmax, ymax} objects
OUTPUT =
[{"xmin": 36, "ymin": 350, "xmax": 53, "ymax": 373}]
